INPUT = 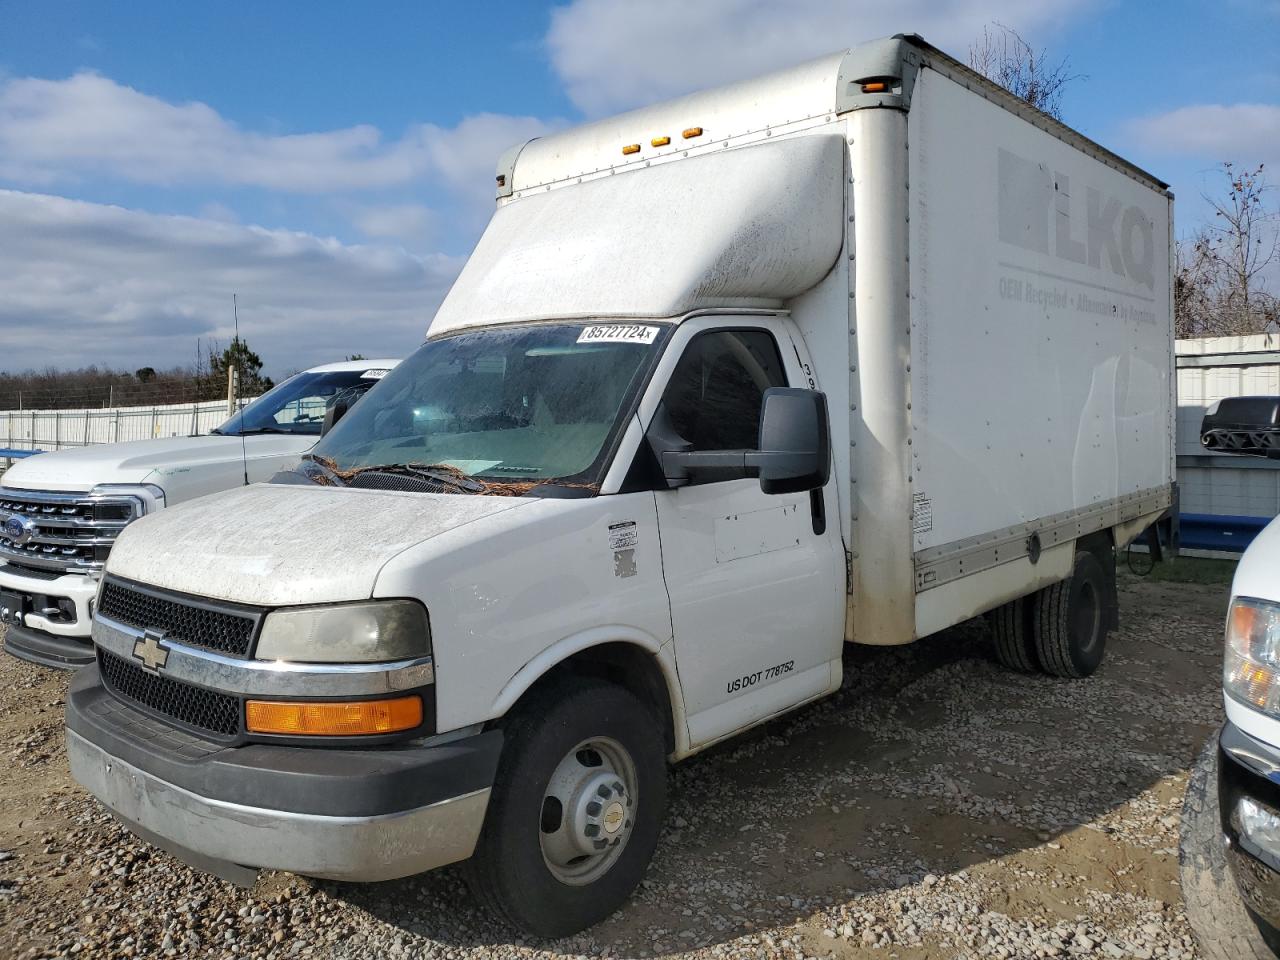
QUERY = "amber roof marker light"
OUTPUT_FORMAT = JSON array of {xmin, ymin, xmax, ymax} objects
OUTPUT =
[
  {"xmin": 621, "ymin": 143, "xmax": 641, "ymax": 155},
  {"xmin": 682, "ymin": 127, "xmax": 704, "ymax": 139}
]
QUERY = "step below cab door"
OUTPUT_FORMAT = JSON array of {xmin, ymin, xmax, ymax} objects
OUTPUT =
[{"xmin": 639, "ymin": 315, "xmax": 845, "ymax": 749}]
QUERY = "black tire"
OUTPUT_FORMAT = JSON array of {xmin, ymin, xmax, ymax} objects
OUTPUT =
[
  {"xmin": 990, "ymin": 597, "xmax": 1038, "ymax": 672},
  {"xmin": 463, "ymin": 680, "xmax": 668, "ymax": 938},
  {"xmin": 1032, "ymin": 549, "xmax": 1109, "ymax": 678},
  {"xmin": 1180, "ymin": 738, "xmax": 1280, "ymax": 960}
]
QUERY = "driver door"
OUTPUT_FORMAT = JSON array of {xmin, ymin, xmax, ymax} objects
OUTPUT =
[{"xmin": 643, "ymin": 316, "xmax": 844, "ymax": 748}]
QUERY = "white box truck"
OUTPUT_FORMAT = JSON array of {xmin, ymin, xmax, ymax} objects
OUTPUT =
[
  {"xmin": 63, "ymin": 35, "xmax": 1174, "ymax": 937},
  {"xmin": 0, "ymin": 359, "xmax": 397, "ymax": 668}
]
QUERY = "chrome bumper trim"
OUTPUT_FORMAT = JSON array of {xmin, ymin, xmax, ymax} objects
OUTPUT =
[{"xmin": 92, "ymin": 615, "xmax": 435, "ymax": 696}]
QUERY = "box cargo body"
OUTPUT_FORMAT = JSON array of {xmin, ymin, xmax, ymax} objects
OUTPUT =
[
  {"xmin": 437, "ymin": 34, "xmax": 1175, "ymax": 653},
  {"xmin": 64, "ymin": 34, "xmax": 1175, "ymax": 938}
]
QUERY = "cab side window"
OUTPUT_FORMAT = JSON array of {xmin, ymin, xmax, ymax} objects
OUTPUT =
[{"xmin": 662, "ymin": 330, "xmax": 788, "ymax": 451}]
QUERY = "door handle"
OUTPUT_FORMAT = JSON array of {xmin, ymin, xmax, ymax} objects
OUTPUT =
[{"xmin": 809, "ymin": 489, "xmax": 826, "ymax": 536}]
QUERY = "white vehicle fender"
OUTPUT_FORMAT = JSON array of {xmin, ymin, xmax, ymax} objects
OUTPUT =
[{"xmin": 489, "ymin": 625, "xmax": 690, "ymax": 757}]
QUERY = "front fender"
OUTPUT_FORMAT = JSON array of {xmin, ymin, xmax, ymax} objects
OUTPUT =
[{"xmin": 490, "ymin": 627, "xmax": 690, "ymax": 758}]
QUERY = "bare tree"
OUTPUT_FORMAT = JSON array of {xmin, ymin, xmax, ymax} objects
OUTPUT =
[
  {"xmin": 1175, "ymin": 163, "xmax": 1280, "ymax": 338},
  {"xmin": 968, "ymin": 23, "xmax": 1081, "ymax": 121}
]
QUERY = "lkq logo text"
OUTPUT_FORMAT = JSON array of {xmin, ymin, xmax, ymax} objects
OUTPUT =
[{"xmin": 997, "ymin": 148, "xmax": 1155, "ymax": 290}]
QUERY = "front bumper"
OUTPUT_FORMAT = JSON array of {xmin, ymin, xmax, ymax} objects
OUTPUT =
[
  {"xmin": 66, "ymin": 666, "xmax": 502, "ymax": 883},
  {"xmin": 1220, "ymin": 720, "xmax": 1280, "ymax": 929},
  {"xmin": 0, "ymin": 563, "xmax": 97, "ymax": 669},
  {"xmin": 3, "ymin": 622, "xmax": 95, "ymax": 669}
]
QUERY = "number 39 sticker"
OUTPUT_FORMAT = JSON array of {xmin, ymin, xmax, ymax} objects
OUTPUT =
[{"xmin": 577, "ymin": 325, "xmax": 660, "ymax": 345}]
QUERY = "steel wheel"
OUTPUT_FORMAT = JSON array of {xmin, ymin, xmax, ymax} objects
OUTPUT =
[{"xmin": 539, "ymin": 736, "xmax": 638, "ymax": 886}]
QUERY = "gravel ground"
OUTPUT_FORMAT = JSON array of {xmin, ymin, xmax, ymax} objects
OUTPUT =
[{"xmin": 0, "ymin": 571, "xmax": 1228, "ymax": 959}]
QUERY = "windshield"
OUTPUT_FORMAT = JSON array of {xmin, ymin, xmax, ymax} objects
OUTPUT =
[
  {"xmin": 214, "ymin": 370, "xmax": 383, "ymax": 436},
  {"xmin": 308, "ymin": 322, "xmax": 666, "ymax": 491}
]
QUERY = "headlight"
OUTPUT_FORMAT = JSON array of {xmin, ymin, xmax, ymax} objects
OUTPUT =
[
  {"xmin": 1226, "ymin": 596, "xmax": 1280, "ymax": 717},
  {"xmin": 1236, "ymin": 796, "xmax": 1280, "ymax": 859},
  {"xmin": 89, "ymin": 483, "xmax": 166, "ymax": 517},
  {"xmin": 256, "ymin": 600, "xmax": 430, "ymax": 664}
]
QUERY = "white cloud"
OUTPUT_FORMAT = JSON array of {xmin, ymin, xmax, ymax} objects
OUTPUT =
[
  {"xmin": 546, "ymin": 0, "xmax": 1092, "ymax": 116},
  {"xmin": 1128, "ymin": 103, "xmax": 1280, "ymax": 166},
  {"xmin": 0, "ymin": 71, "xmax": 554, "ymax": 194},
  {"xmin": 351, "ymin": 203, "xmax": 435, "ymax": 243},
  {"xmin": 0, "ymin": 190, "xmax": 462, "ymax": 373},
  {"xmin": 198, "ymin": 201, "xmax": 240, "ymax": 223}
]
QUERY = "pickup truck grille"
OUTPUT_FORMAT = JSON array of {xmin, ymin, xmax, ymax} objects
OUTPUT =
[
  {"xmin": 98, "ymin": 648, "xmax": 240, "ymax": 739},
  {"xmin": 0, "ymin": 487, "xmax": 141, "ymax": 576},
  {"xmin": 98, "ymin": 579, "xmax": 259, "ymax": 658}
]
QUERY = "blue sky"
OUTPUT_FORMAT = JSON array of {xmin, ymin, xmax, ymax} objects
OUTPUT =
[{"xmin": 1, "ymin": 0, "xmax": 1277, "ymax": 377}]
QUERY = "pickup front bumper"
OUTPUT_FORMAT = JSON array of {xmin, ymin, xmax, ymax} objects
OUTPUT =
[
  {"xmin": 66, "ymin": 666, "xmax": 502, "ymax": 883},
  {"xmin": 0, "ymin": 564, "xmax": 97, "ymax": 669},
  {"xmin": 1220, "ymin": 720, "xmax": 1280, "ymax": 930}
]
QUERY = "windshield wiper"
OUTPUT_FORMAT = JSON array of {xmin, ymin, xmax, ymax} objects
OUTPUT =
[
  {"xmin": 299, "ymin": 456, "xmax": 485, "ymax": 493},
  {"xmin": 236, "ymin": 426, "xmax": 292, "ymax": 436},
  {"xmin": 356, "ymin": 462, "xmax": 487, "ymax": 493}
]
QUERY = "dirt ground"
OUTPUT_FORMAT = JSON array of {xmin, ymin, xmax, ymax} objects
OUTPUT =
[{"xmin": 0, "ymin": 567, "xmax": 1230, "ymax": 959}]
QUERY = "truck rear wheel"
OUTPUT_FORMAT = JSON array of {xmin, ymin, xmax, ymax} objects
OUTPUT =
[
  {"xmin": 989, "ymin": 597, "xmax": 1038, "ymax": 672},
  {"xmin": 1180, "ymin": 738, "xmax": 1280, "ymax": 960},
  {"xmin": 1032, "ymin": 549, "xmax": 1109, "ymax": 678},
  {"xmin": 464, "ymin": 680, "xmax": 667, "ymax": 938}
]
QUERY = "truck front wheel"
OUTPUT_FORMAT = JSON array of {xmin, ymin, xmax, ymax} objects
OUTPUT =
[
  {"xmin": 464, "ymin": 680, "xmax": 668, "ymax": 938},
  {"xmin": 1180, "ymin": 738, "xmax": 1280, "ymax": 960}
]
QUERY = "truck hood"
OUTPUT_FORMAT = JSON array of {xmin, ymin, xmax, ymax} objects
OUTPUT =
[
  {"xmin": 106, "ymin": 483, "xmax": 531, "ymax": 606},
  {"xmin": 1, "ymin": 435, "xmax": 315, "ymax": 493},
  {"xmin": 1233, "ymin": 514, "xmax": 1280, "ymax": 604}
]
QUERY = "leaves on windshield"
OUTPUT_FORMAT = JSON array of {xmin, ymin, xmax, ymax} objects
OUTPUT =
[{"xmin": 301, "ymin": 455, "xmax": 597, "ymax": 497}]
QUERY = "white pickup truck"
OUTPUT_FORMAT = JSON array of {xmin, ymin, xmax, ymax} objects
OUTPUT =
[
  {"xmin": 64, "ymin": 35, "xmax": 1175, "ymax": 937},
  {"xmin": 1181, "ymin": 398, "xmax": 1280, "ymax": 960},
  {"xmin": 0, "ymin": 359, "xmax": 397, "ymax": 668}
]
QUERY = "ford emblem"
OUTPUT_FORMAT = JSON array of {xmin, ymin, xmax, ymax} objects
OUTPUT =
[{"xmin": 2, "ymin": 514, "xmax": 36, "ymax": 546}]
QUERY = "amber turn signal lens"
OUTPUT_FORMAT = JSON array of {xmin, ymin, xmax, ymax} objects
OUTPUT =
[
  {"xmin": 862, "ymin": 81, "xmax": 889, "ymax": 93},
  {"xmin": 246, "ymin": 696, "xmax": 423, "ymax": 736}
]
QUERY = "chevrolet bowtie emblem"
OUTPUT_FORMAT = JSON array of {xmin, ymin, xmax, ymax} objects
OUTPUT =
[{"xmin": 132, "ymin": 629, "xmax": 170, "ymax": 673}]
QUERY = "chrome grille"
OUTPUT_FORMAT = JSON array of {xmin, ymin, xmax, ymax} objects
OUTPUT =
[
  {"xmin": 0, "ymin": 486, "xmax": 141, "ymax": 575},
  {"xmin": 98, "ymin": 648, "xmax": 240, "ymax": 739},
  {"xmin": 98, "ymin": 578, "xmax": 259, "ymax": 657}
]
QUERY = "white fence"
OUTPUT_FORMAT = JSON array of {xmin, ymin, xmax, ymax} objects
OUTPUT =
[{"xmin": 0, "ymin": 398, "xmax": 254, "ymax": 454}]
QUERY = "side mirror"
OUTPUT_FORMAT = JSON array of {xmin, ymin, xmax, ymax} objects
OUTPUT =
[
  {"xmin": 1200, "ymin": 396, "xmax": 1280, "ymax": 459},
  {"xmin": 646, "ymin": 387, "xmax": 830, "ymax": 495},
  {"xmin": 321, "ymin": 399, "xmax": 350, "ymax": 437},
  {"xmin": 752, "ymin": 387, "xmax": 831, "ymax": 495}
]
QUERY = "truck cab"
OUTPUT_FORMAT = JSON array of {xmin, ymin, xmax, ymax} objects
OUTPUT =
[{"xmin": 0, "ymin": 359, "xmax": 397, "ymax": 669}]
